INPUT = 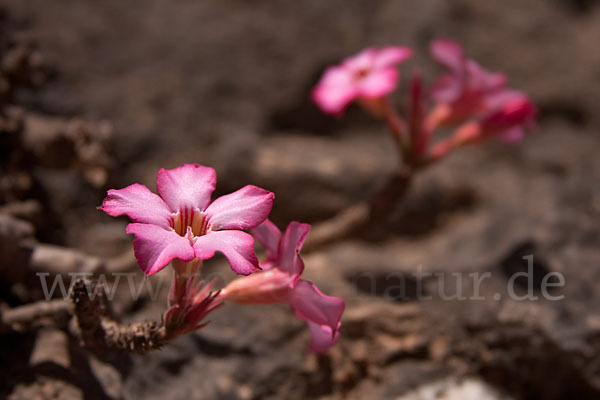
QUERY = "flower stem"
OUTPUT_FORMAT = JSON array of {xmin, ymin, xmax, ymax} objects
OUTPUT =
[{"xmin": 381, "ymin": 97, "xmax": 411, "ymax": 159}]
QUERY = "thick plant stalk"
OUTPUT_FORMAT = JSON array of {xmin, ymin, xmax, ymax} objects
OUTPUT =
[
  {"xmin": 71, "ymin": 278, "xmax": 166, "ymax": 354},
  {"xmin": 367, "ymin": 167, "xmax": 412, "ymax": 226},
  {"xmin": 304, "ymin": 166, "xmax": 412, "ymax": 251}
]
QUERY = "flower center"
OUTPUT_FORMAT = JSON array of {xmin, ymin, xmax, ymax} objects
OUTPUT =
[
  {"xmin": 354, "ymin": 67, "xmax": 370, "ymax": 80},
  {"xmin": 171, "ymin": 208, "xmax": 210, "ymax": 237}
]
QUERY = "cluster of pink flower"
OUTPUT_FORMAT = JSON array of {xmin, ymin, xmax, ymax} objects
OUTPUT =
[
  {"xmin": 312, "ymin": 38, "xmax": 536, "ymax": 165},
  {"xmin": 100, "ymin": 164, "xmax": 345, "ymax": 352}
]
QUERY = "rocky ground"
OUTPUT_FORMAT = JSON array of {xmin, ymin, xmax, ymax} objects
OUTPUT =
[{"xmin": 1, "ymin": 0, "xmax": 599, "ymax": 399}]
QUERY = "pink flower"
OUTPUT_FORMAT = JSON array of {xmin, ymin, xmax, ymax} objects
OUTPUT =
[
  {"xmin": 312, "ymin": 46, "xmax": 413, "ymax": 115},
  {"xmin": 428, "ymin": 91, "xmax": 536, "ymax": 160},
  {"xmin": 220, "ymin": 220, "xmax": 345, "ymax": 353},
  {"xmin": 100, "ymin": 164, "xmax": 274, "ymax": 276},
  {"xmin": 480, "ymin": 90, "xmax": 537, "ymax": 142},
  {"xmin": 430, "ymin": 38, "xmax": 506, "ymax": 122}
]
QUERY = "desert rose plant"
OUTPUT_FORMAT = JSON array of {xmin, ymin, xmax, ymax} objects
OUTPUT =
[
  {"xmin": 98, "ymin": 164, "xmax": 345, "ymax": 352},
  {"xmin": 307, "ymin": 38, "xmax": 536, "ymax": 248}
]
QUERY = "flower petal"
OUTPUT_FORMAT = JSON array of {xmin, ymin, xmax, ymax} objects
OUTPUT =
[
  {"xmin": 430, "ymin": 38, "xmax": 465, "ymax": 72},
  {"xmin": 481, "ymin": 94, "xmax": 536, "ymax": 135},
  {"xmin": 126, "ymin": 223, "xmax": 195, "ymax": 276},
  {"xmin": 100, "ymin": 184, "xmax": 172, "ymax": 229},
  {"xmin": 156, "ymin": 164, "xmax": 217, "ymax": 212},
  {"xmin": 289, "ymin": 280, "xmax": 345, "ymax": 336},
  {"xmin": 220, "ymin": 269, "xmax": 294, "ymax": 304},
  {"xmin": 482, "ymin": 89, "xmax": 527, "ymax": 112},
  {"xmin": 430, "ymin": 73, "xmax": 463, "ymax": 103},
  {"xmin": 466, "ymin": 60, "xmax": 506, "ymax": 93},
  {"xmin": 279, "ymin": 222, "xmax": 311, "ymax": 276},
  {"xmin": 357, "ymin": 68, "xmax": 398, "ymax": 98},
  {"xmin": 373, "ymin": 46, "xmax": 413, "ymax": 69},
  {"xmin": 306, "ymin": 320, "xmax": 341, "ymax": 353},
  {"xmin": 342, "ymin": 48, "xmax": 376, "ymax": 71},
  {"xmin": 312, "ymin": 66, "xmax": 358, "ymax": 114},
  {"xmin": 251, "ymin": 219, "xmax": 282, "ymax": 260},
  {"xmin": 193, "ymin": 230, "xmax": 259, "ymax": 275},
  {"xmin": 205, "ymin": 185, "xmax": 274, "ymax": 231}
]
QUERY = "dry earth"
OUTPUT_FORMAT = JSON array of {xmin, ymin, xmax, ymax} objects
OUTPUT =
[{"xmin": 1, "ymin": 1, "xmax": 599, "ymax": 399}]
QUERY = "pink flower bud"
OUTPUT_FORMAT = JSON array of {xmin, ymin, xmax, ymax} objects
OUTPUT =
[
  {"xmin": 480, "ymin": 92, "xmax": 537, "ymax": 141},
  {"xmin": 220, "ymin": 220, "xmax": 345, "ymax": 353}
]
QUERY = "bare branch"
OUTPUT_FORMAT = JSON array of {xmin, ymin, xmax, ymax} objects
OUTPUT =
[
  {"xmin": 71, "ymin": 278, "xmax": 166, "ymax": 354},
  {"xmin": 0, "ymin": 299, "xmax": 73, "ymax": 333}
]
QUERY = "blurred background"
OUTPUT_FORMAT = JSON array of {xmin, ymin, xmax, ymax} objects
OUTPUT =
[{"xmin": 1, "ymin": 0, "xmax": 599, "ymax": 399}]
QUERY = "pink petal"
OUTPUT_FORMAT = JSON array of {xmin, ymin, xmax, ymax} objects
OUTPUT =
[
  {"xmin": 318, "ymin": 64, "xmax": 354, "ymax": 87},
  {"xmin": 156, "ymin": 164, "xmax": 216, "ymax": 212},
  {"xmin": 193, "ymin": 230, "xmax": 259, "ymax": 275},
  {"xmin": 312, "ymin": 66, "xmax": 358, "ymax": 114},
  {"xmin": 289, "ymin": 280, "xmax": 345, "ymax": 335},
  {"xmin": 466, "ymin": 60, "xmax": 506, "ymax": 93},
  {"xmin": 373, "ymin": 46, "xmax": 413, "ymax": 69},
  {"xmin": 250, "ymin": 219, "xmax": 282, "ymax": 259},
  {"xmin": 100, "ymin": 184, "xmax": 172, "ymax": 229},
  {"xmin": 126, "ymin": 223, "xmax": 195, "ymax": 276},
  {"xmin": 306, "ymin": 320, "xmax": 340, "ymax": 353},
  {"xmin": 279, "ymin": 222, "xmax": 311, "ymax": 276},
  {"xmin": 205, "ymin": 185, "xmax": 274, "ymax": 231},
  {"xmin": 483, "ymin": 89, "xmax": 527, "ymax": 111},
  {"xmin": 312, "ymin": 85, "xmax": 358, "ymax": 114},
  {"xmin": 430, "ymin": 38, "xmax": 465, "ymax": 72},
  {"xmin": 357, "ymin": 68, "xmax": 398, "ymax": 98},
  {"xmin": 430, "ymin": 73, "xmax": 463, "ymax": 103},
  {"xmin": 342, "ymin": 48, "xmax": 376, "ymax": 71},
  {"xmin": 220, "ymin": 268, "xmax": 294, "ymax": 304},
  {"xmin": 481, "ymin": 94, "xmax": 536, "ymax": 136}
]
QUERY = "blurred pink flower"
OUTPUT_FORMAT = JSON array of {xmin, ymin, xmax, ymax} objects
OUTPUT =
[
  {"xmin": 221, "ymin": 220, "xmax": 345, "ymax": 353},
  {"xmin": 100, "ymin": 164, "xmax": 274, "ymax": 276},
  {"xmin": 429, "ymin": 91, "xmax": 536, "ymax": 160},
  {"xmin": 312, "ymin": 46, "xmax": 413, "ymax": 114},
  {"xmin": 429, "ymin": 38, "xmax": 507, "ymax": 123},
  {"xmin": 480, "ymin": 90, "xmax": 537, "ymax": 142}
]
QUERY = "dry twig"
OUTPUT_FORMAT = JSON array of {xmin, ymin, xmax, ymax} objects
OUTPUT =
[{"xmin": 71, "ymin": 278, "xmax": 166, "ymax": 354}]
